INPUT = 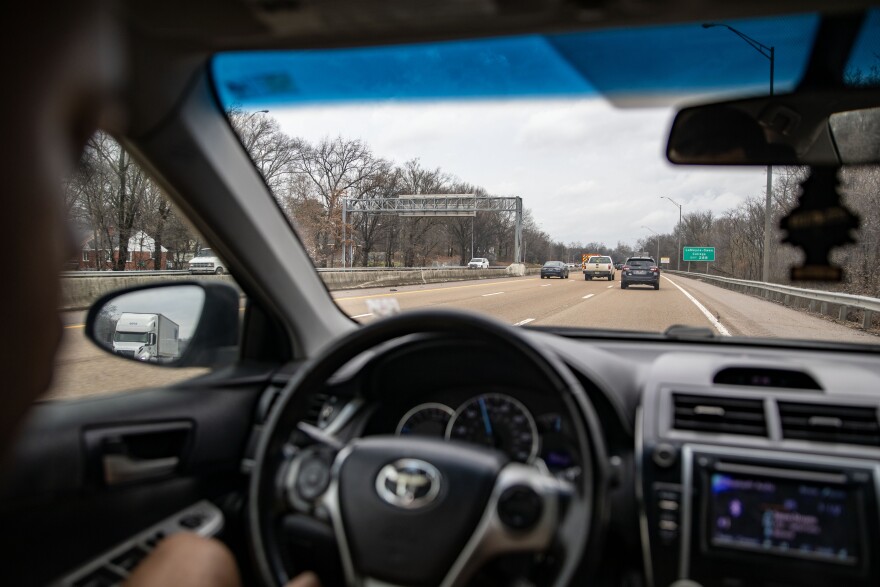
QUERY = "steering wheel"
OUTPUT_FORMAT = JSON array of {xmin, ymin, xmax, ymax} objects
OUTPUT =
[{"xmin": 249, "ymin": 310, "xmax": 609, "ymax": 586}]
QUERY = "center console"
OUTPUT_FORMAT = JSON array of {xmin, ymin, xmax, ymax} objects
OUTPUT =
[
  {"xmin": 675, "ymin": 446, "xmax": 879, "ymax": 586},
  {"xmin": 638, "ymin": 373, "xmax": 880, "ymax": 587}
]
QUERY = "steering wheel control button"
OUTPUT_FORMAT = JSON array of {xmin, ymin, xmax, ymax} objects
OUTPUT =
[
  {"xmin": 658, "ymin": 499, "xmax": 679, "ymax": 511},
  {"xmin": 375, "ymin": 458, "xmax": 441, "ymax": 509},
  {"xmin": 498, "ymin": 485, "xmax": 543, "ymax": 530},
  {"xmin": 297, "ymin": 455, "xmax": 332, "ymax": 501},
  {"xmin": 652, "ymin": 443, "xmax": 677, "ymax": 468}
]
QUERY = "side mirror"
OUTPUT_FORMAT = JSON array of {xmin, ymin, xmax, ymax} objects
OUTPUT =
[{"xmin": 85, "ymin": 281, "xmax": 240, "ymax": 368}]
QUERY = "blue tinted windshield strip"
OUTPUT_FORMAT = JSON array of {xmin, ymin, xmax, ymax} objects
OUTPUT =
[
  {"xmin": 845, "ymin": 8, "xmax": 880, "ymax": 86},
  {"xmin": 212, "ymin": 14, "xmax": 819, "ymax": 107},
  {"xmin": 548, "ymin": 13, "xmax": 819, "ymax": 96},
  {"xmin": 213, "ymin": 35, "xmax": 595, "ymax": 106}
]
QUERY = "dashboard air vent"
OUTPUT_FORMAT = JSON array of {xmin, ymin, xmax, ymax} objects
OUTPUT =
[
  {"xmin": 304, "ymin": 392, "xmax": 330, "ymax": 425},
  {"xmin": 778, "ymin": 402, "xmax": 880, "ymax": 447},
  {"xmin": 673, "ymin": 394, "xmax": 767, "ymax": 436}
]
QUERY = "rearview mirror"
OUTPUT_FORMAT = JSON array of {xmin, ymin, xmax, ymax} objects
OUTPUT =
[
  {"xmin": 86, "ymin": 282, "xmax": 240, "ymax": 368},
  {"xmin": 667, "ymin": 88, "xmax": 880, "ymax": 166}
]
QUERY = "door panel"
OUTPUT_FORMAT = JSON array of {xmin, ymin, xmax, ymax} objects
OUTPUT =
[{"xmin": 0, "ymin": 379, "xmax": 266, "ymax": 587}]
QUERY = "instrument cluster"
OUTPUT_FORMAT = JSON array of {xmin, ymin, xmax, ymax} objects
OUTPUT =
[{"xmin": 388, "ymin": 390, "xmax": 578, "ymax": 470}]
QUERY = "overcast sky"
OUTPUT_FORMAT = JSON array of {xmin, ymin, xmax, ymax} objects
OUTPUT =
[{"xmin": 274, "ymin": 98, "xmax": 767, "ymax": 247}]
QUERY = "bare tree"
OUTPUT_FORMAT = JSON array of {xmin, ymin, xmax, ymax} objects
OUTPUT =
[
  {"xmin": 72, "ymin": 133, "xmax": 151, "ymax": 271},
  {"xmin": 294, "ymin": 137, "xmax": 381, "ymax": 266}
]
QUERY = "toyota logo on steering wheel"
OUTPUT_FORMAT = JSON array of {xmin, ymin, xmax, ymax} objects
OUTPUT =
[{"xmin": 375, "ymin": 459, "xmax": 441, "ymax": 509}]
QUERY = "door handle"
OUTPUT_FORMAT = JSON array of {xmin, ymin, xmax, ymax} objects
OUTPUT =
[
  {"xmin": 102, "ymin": 454, "xmax": 180, "ymax": 485},
  {"xmin": 83, "ymin": 421, "xmax": 192, "ymax": 486}
]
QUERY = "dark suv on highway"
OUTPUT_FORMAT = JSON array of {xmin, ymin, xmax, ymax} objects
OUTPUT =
[{"xmin": 621, "ymin": 257, "xmax": 660, "ymax": 290}]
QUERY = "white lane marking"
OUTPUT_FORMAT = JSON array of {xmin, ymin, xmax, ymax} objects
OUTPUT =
[
  {"xmin": 481, "ymin": 291, "xmax": 505, "ymax": 297},
  {"xmin": 351, "ymin": 313, "xmax": 374, "ymax": 319},
  {"xmin": 540, "ymin": 284, "xmax": 552, "ymax": 287},
  {"xmin": 662, "ymin": 276, "xmax": 731, "ymax": 336},
  {"xmin": 582, "ymin": 294, "xmax": 595, "ymax": 300},
  {"xmin": 607, "ymin": 285, "xmax": 614, "ymax": 289},
  {"xmin": 513, "ymin": 318, "xmax": 535, "ymax": 326}
]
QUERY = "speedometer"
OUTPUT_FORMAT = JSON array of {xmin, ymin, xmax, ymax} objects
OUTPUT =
[
  {"xmin": 396, "ymin": 403, "xmax": 455, "ymax": 437},
  {"xmin": 446, "ymin": 393, "xmax": 538, "ymax": 463}
]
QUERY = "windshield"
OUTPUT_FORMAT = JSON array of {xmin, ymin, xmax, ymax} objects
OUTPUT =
[
  {"xmin": 195, "ymin": 249, "xmax": 213, "ymax": 257},
  {"xmin": 114, "ymin": 332, "xmax": 150, "ymax": 343},
  {"xmin": 213, "ymin": 11, "xmax": 880, "ymax": 347}
]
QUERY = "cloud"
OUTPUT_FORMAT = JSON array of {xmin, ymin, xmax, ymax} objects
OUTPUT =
[
  {"xmin": 556, "ymin": 179, "xmax": 597, "ymax": 196},
  {"xmin": 514, "ymin": 103, "xmax": 597, "ymax": 148}
]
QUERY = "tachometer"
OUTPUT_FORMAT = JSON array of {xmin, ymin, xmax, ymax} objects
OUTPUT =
[
  {"xmin": 446, "ymin": 393, "xmax": 538, "ymax": 463},
  {"xmin": 396, "ymin": 403, "xmax": 455, "ymax": 437}
]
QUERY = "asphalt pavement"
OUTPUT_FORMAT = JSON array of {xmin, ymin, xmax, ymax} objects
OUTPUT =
[
  {"xmin": 332, "ymin": 273, "xmax": 711, "ymax": 331},
  {"xmin": 46, "ymin": 273, "xmax": 879, "ymax": 399}
]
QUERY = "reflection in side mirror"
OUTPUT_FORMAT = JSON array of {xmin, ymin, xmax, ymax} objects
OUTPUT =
[{"xmin": 86, "ymin": 282, "xmax": 240, "ymax": 368}]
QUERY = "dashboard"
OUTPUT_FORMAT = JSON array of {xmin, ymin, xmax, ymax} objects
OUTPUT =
[{"xmin": 296, "ymin": 329, "xmax": 880, "ymax": 587}]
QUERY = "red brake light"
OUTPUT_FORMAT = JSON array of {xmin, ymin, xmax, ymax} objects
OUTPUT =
[
  {"xmin": 622, "ymin": 265, "xmax": 630, "ymax": 270},
  {"xmin": 651, "ymin": 266, "xmax": 659, "ymax": 272}
]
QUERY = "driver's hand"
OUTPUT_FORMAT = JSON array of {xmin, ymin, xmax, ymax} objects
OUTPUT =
[{"xmin": 124, "ymin": 533, "xmax": 322, "ymax": 587}]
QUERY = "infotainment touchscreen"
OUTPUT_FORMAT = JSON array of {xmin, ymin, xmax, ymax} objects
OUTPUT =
[{"xmin": 706, "ymin": 471, "xmax": 860, "ymax": 565}]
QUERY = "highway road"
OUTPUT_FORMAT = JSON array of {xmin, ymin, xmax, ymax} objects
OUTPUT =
[{"xmin": 45, "ymin": 273, "xmax": 878, "ymax": 400}]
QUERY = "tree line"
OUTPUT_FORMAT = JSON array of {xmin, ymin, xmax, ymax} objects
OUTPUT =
[
  {"xmin": 227, "ymin": 108, "xmax": 568, "ymax": 267},
  {"xmin": 65, "ymin": 109, "xmax": 574, "ymax": 270},
  {"xmin": 65, "ymin": 106, "xmax": 880, "ymax": 297},
  {"xmin": 65, "ymin": 132, "xmax": 201, "ymax": 270},
  {"xmin": 631, "ymin": 165, "xmax": 880, "ymax": 296}
]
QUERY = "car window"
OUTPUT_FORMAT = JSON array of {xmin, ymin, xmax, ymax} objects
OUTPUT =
[
  {"xmin": 53, "ymin": 133, "xmax": 242, "ymax": 400},
  {"xmin": 212, "ymin": 14, "xmax": 880, "ymax": 346}
]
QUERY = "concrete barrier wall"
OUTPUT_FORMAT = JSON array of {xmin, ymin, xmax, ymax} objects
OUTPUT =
[
  {"xmin": 320, "ymin": 267, "xmax": 514, "ymax": 290},
  {"xmin": 61, "ymin": 266, "xmax": 534, "ymax": 310},
  {"xmin": 61, "ymin": 274, "xmax": 242, "ymax": 311}
]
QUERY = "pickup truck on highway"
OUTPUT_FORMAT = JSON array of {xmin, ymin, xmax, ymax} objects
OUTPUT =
[{"xmin": 583, "ymin": 256, "xmax": 615, "ymax": 281}]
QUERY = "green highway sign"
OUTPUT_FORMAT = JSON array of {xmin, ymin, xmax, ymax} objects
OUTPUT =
[{"xmin": 683, "ymin": 246, "xmax": 715, "ymax": 262}]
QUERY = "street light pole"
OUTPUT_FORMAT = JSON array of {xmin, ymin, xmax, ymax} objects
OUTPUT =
[
  {"xmin": 243, "ymin": 109, "xmax": 270, "ymax": 124},
  {"xmin": 642, "ymin": 225, "xmax": 660, "ymax": 263},
  {"xmin": 703, "ymin": 23, "xmax": 774, "ymax": 282},
  {"xmin": 661, "ymin": 196, "xmax": 683, "ymax": 271}
]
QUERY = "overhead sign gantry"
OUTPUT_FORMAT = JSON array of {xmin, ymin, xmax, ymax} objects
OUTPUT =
[{"xmin": 341, "ymin": 194, "xmax": 523, "ymax": 267}]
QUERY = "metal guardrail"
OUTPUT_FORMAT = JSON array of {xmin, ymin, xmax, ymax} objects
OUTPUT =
[
  {"xmin": 318, "ymin": 266, "xmax": 460, "ymax": 272},
  {"xmin": 668, "ymin": 270, "xmax": 880, "ymax": 329},
  {"xmin": 315, "ymin": 266, "xmax": 511, "ymax": 272},
  {"xmin": 62, "ymin": 270, "xmax": 192, "ymax": 278}
]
